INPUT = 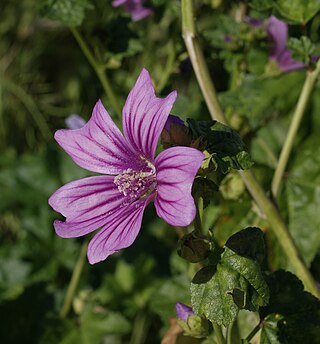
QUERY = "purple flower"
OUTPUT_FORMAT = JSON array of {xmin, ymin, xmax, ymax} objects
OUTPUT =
[
  {"xmin": 267, "ymin": 16, "xmax": 305, "ymax": 73},
  {"xmin": 176, "ymin": 303, "xmax": 194, "ymax": 321},
  {"xmin": 49, "ymin": 69, "xmax": 204, "ymax": 264},
  {"xmin": 65, "ymin": 114, "xmax": 86, "ymax": 130},
  {"xmin": 112, "ymin": 0, "xmax": 152, "ymax": 22}
]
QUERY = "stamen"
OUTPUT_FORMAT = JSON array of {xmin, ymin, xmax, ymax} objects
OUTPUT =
[{"xmin": 114, "ymin": 163, "xmax": 156, "ymax": 200}]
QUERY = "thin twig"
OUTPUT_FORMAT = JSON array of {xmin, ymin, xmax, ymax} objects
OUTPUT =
[
  {"xmin": 271, "ymin": 60, "xmax": 320, "ymax": 197},
  {"xmin": 60, "ymin": 239, "xmax": 88, "ymax": 318}
]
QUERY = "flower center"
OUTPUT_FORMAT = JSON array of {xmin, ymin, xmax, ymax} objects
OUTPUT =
[{"xmin": 114, "ymin": 164, "xmax": 156, "ymax": 200}]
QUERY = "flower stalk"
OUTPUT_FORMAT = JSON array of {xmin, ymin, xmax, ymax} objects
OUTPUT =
[
  {"xmin": 70, "ymin": 27, "xmax": 122, "ymax": 119},
  {"xmin": 271, "ymin": 59, "xmax": 320, "ymax": 197},
  {"xmin": 181, "ymin": 0, "xmax": 320, "ymax": 298},
  {"xmin": 60, "ymin": 239, "xmax": 88, "ymax": 318},
  {"xmin": 181, "ymin": 0, "xmax": 225, "ymax": 124}
]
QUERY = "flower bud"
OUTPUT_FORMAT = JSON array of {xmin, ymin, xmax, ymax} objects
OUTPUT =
[
  {"xmin": 178, "ymin": 231, "xmax": 212, "ymax": 263},
  {"xmin": 175, "ymin": 303, "xmax": 209, "ymax": 338},
  {"xmin": 161, "ymin": 115, "xmax": 192, "ymax": 148}
]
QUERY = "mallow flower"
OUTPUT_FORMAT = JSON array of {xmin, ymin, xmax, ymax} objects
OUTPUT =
[
  {"xmin": 266, "ymin": 16, "xmax": 305, "ymax": 73},
  {"xmin": 112, "ymin": 0, "xmax": 152, "ymax": 22},
  {"xmin": 176, "ymin": 302, "xmax": 194, "ymax": 321},
  {"xmin": 49, "ymin": 69, "xmax": 204, "ymax": 264}
]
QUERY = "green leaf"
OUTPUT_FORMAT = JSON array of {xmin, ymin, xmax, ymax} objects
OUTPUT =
[
  {"xmin": 225, "ymin": 227, "xmax": 265, "ymax": 264},
  {"xmin": 222, "ymin": 247, "xmax": 269, "ymax": 310},
  {"xmin": 285, "ymin": 135, "xmax": 320, "ymax": 264},
  {"xmin": 191, "ymin": 265, "xmax": 240, "ymax": 326},
  {"xmin": 287, "ymin": 36, "xmax": 316, "ymax": 64},
  {"xmin": 40, "ymin": 0, "xmax": 93, "ymax": 27},
  {"xmin": 274, "ymin": 0, "xmax": 320, "ymax": 23},
  {"xmin": 187, "ymin": 119, "xmax": 253, "ymax": 173},
  {"xmin": 191, "ymin": 228, "xmax": 269, "ymax": 326},
  {"xmin": 260, "ymin": 270, "xmax": 320, "ymax": 344}
]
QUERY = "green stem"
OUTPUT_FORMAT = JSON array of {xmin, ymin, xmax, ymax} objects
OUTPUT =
[
  {"xmin": 245, "ymin": 321, "xmax": 261, "ymax": 341},
  {"xmin": 271, "ymin": 60, "xmax": 320, "ymax": 197},
  {"xmin": 239, "ymin": 169, "xmax": 319, "ymax": 296},
  {"xmin": 70, "ymin": 27, "xmax": 122, "ymax": 119},
  {"xmin": 256, "ymin": 137, "xmax": 278, "ymax": 168},
  {"xmin": 129, "ymin": 311, "xmax": 149, "ymax": 344},
  {"xmin": 181, "ymin": 0, "xmax": 226, "ymax": 124},
  {"xmin": 213, "ymin": 323, "xmax": 227, "ymax": 344},
  {"xmin": 194, "ymin": 196, "xmax": 204, "ymax": 235},
  {"xmin": 181, "ymin": 0, "xmax": 320, "ymax": 298},
  {"xmin": 60, "ymin": 240, "xmax": 88, "ymax": 318},
  {"xmin": 156, "ymin": 40, "xmax": 176, "ymax": 93}
]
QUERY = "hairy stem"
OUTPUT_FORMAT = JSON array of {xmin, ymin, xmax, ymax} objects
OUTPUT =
[
  {"xmin": 181, "ymin": 0, "xmax": 225, "ymax": 124},
  {"xmin": 245, "ymin": 321, "xmax": 261, "ymax": 341},
  {"xmin": 60, "ymin": 240, "xmax": 88, "ymax": 318},
  {"xmin": 271, "ymin": 60, "xmax": 320, "ymax": 197},
  {"xmin": 181, "ymin": 0, "xmax": 320, "ymax": 297},
  {"xmin": 70, "ymin": 27, "xmax": 122, "ymax": 119}
]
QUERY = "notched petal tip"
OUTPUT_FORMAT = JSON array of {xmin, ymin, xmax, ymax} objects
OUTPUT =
[
  {"xmin": 122, "ymin": 69, "xmax": 178, "ymax": 160},
  {"xmin": 166, "ymin": 90, "xmax": 177, "ymax": 105}
]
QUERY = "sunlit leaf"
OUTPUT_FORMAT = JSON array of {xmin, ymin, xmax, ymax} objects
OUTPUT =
[{"xmin": 191, "ymin": 228, "xmax": 269, "ymax": 326}]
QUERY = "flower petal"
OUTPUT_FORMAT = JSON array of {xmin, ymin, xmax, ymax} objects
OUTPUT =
[
  {"xmin": 55, "ymin": 100, "xmax": 142, "ymax": 175},
  {"xmin": 176, "ymin": 303, "xmax": 194, "ymax": 321},
  {"xmin": 131, "ymin": 7, "xmax": 152, "ymax": 21},
  {"xmin": 87, "ymin": 198, "xmax": 151, "ymax": 264},
  {"xmin": 277, "ymin": 50, "xmax": 305, "ymax": 72},
  {"xmin": 154, "ymin": 147, "xmax": 204, "ymax": 227},
  {"xmin": 122, "ymin": 68, "xmax": 177, "ymax": 160},
  {"xmin": 267, "ymin": 16, "xmax": 288, "ymax": 59},
  {"xmin": 49, "ymin": 175, "xmax": 127, "ymax": 238}
]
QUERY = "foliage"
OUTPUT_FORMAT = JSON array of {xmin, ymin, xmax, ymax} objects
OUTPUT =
[
  {"xmin": 1, "ymin": 0, "xmax": 320, "ymax": 342},
  {"xmin": 190, "ymin": 228, "xmax": 269, "ymax": 326}
]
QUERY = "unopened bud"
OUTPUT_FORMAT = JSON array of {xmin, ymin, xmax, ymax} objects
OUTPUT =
[
  {"xmin": 161, "ymin": 115, "xmax": 192, "ymax": 148},
  {"xmin": 178, "ymin": 231, "xmax": 212, "ymax": 263}
]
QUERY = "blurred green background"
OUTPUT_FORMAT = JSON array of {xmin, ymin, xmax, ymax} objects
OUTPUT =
[{"xmin": 1, "ymin": 0, "xmax": 320, "ymax": 343}]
